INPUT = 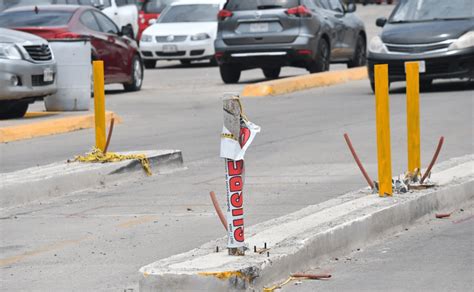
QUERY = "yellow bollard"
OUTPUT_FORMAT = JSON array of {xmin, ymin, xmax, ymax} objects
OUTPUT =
[
  {"xmin": 93, "ymin": 61, "xmax": 106, "ymax": 152},
  {"xmin": 405, "ymin": 62, "xmax": 421, "ymax": 173},
  {"xmin": 374, "ymin": 64, "xmax": 393, "ymax": 196}
]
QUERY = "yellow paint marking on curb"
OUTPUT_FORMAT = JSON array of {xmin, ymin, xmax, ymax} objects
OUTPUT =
[
  {"xmin": 0, "ymin": 236, "xmax": 91, "ymax": 267},
  {"xmin": 117, "ymin": 215, "xmax": 158, "ymax": 229},
  {"xmin": 241, "ymin": 67, "xmax": 368, "ymax": 97},
  {"xmin": 0, "ymin": 111, "xmax": 121, "ymax": 143},
  {"xmin": 199, "ymin": 271, "xmax": 247, "ymax": 281},
  {"xmin": 24, "ymin": 112, "xmax": 60, "ymax": 118}
]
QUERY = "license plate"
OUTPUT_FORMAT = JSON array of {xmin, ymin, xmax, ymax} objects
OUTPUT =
[
  {"xmin": 405, "ymin": 61, "xmax": 426, "ymax": 74},
  {"xmin": 250, "ymin": 22, "xmax": 269, "ymax": 33},
  {"xmin": 43, "ymin": 68, "xmax": 54, "ymax": 82},
  {"xmin": 163, "ymin": 45, "xmax": 178, "ymax": 53}
]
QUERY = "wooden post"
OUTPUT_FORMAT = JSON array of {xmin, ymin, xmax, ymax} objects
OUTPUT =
[
  {"xmin": 405, "ymin": 62, "xmax": 421, "ymax": 173},
  {"xmin": 93, "ymin": 61, "xmax": 106, "ymax": 152}
]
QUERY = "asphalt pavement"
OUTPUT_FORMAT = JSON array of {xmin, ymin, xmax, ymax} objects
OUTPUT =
[
  {"xmin": 281, "ymin": 204, "xmax": 474, "ymax": 292},
  {"xmin": 0, "ymin": 4, "xmax": 473, "ymax": 292}
]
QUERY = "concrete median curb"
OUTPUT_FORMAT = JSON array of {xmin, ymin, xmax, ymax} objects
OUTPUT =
[
  {"xmin": 138, "ymin": 155, "xmax": 473, "ymax": 291},
  {"xmin": 0, "ymin": 150, "xmax": 183, "ymax": 209},
  {"xmin": 241, "ymin": 67, "xmax": 368, "ymax": 97},
  {"xmin": 0, "ymin": 111, "xmax": 121, "ymax": 143}
]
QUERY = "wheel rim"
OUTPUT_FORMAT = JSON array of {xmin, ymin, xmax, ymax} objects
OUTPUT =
[{"xmin": 134, "ymin": 59, "xmax": 143, "ymax": 88}]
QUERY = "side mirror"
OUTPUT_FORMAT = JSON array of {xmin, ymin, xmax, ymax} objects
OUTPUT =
[
  {"xmin": 376, "ymin": 17, "xmax": 387, "ymax": 27},
  {"xmin": 346, "ymin": 3, "xmax": 356, "ymax": 13},
  {"xmin": 120, "ymin": 25, "xmax": 134, "ymax": 39},
  {"xmin": 148, "ymin": 18, "xmax": 157, "ymax": 25}
]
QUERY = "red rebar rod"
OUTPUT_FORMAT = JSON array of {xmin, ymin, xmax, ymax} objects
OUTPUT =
[
  {"xmin": 343, "ymin": 133, "xmax": 375, "ymax": 189},
  {"xmin": 291, "ymin": 273, "xmax": 332, "ymax": 280},
  {"xmin": 103, "ymin": 117, "xmax": 115, "ymax": 154},
  {"xmin": 420, "ymin": 136, "xmax": 445, "ymax": 184},
  {"xmin": 209, "ymin": 191, "xmax": 228, "ymax": 231}
]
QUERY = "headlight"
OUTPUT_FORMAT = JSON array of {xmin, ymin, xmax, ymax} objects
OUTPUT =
[
  {"xmin": 448, "ymin": 31, "xmax": 474, "ymax": 50},
  {"xmin": 141, "ymin": 35, "xmax": 153, "ymax": 42},
  {"xmin": 0, "ymin": 43, "xmax": 22, "ymax": 60},
  {"xmin": 368, "ymin": 36, "xmax": 388, "ymax": 54},
  {"xmin": 191, "ymin": 33, "xmax": 210, "ymax": 41}
]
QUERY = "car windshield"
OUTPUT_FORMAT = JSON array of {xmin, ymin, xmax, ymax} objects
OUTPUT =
[
  {"xmin": 225, "ymin": 0, "xmax": 300, "ymax": 11},
  {"xmin": 390, "ymin": 0, "xmax": 474, "ymax": 23},
  {"xmin": 159, "ymin": 4, "xmax": 220, "ymax": 23},
  {"xmin": 0, "ymin": 10, "xmax": 73, "ymax": 27},
  {"xmin": 142, "ymin": 0, "xmax": 177, "ymax": 14}
]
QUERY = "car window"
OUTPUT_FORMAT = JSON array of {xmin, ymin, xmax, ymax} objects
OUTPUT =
[
  {"xmin": 115, "ymin": 0, "xmax": 126, "ymax": 6},
  {"xmin": 93, "ymin": 10, "xmax": 119, "ymax": 33},
  {"xmin": 303, "ymin": 0, "xmax": 320, "ymax": 10},
  {"xmin": 0, "ymin": 10, "xmax": 73, "ymax": 27},
  {"xmin": 159, "ymin": 4, "xmax": 220, "ymax": 23},
  {"xmin": 143, "ymin": 0, "xmax": 177, "ymax": 14},
  {"xmin": 390, "ymin": 0, "xmax": 473, "ymax": 22},
  {"xmin": 80, "ymin": 10, "xmax": 101, "ymax": 31},
  {"xmin": 126, "ymin": 0, "xmax": 136, "ymax": 4},
  {"xmin": 327, "ymin": 0, "xmax": 343, "ymax": 13},
  {"xmin": 225, "ymin": 0, "xmax": 300, "ymax": 11}
]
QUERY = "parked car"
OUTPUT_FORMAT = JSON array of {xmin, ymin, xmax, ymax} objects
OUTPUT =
[
  {"xmin": 0, "ymin": 5, "xmax": 144, "ymax": 91},
  {"xmin": 0, "ymin": 0, "xmax": 139, "ymax": 39},
  {"xmin": 137, "ymin": 0, "xmax": 178, "ymax": 42},
  {"xmin": 214, "ymin": 0, "xmax": 367, "ymax": 83},
  {"xmin": 368, "ymin": 0, "xmax": 474, "ymax": 91},
  {"xmin": 140, "ymin": 0, "xmax": 225, "ymax": 68},
  {"xmin": 0, "ymin": 28, "xmax": 57, "ymax": 119}
]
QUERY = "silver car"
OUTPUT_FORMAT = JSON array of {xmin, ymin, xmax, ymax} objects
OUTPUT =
[{"xmin": 0, "ymin": 28, "xmax": 57, "ymax": 119}]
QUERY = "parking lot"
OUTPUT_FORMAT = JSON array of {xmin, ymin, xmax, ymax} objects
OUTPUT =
[{"xmin": 1, "ymin": 3, "xmax": 473, "ymax": 292}]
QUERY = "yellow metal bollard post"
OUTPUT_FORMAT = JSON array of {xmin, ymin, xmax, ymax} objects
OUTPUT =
[
  {"xmin": 405, "ymin": 62, "xmax": 421, "ymax": 173},
  {"xmin": 93, "ymin": 61, "xmax": 106, "ymax": 152},
  {"xmin": 374, "ymin": 64, "xmax": 393, "ymax": 196}
]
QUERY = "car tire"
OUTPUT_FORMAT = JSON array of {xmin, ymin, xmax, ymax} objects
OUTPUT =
[
  {"xmin": 144, "ymin": 60, "xmax": 156, "ymax": 69},
  {"xmin": 0, "ymin": 101, "xmax": 29, "ymax": 119},
  {"xmin": 307, "ymin": 38, "xmax": 330, "ymax": 74},
  {"xmin": 262, "ymin": 67, "xmax": 281, "ymax": 79},
  {"xmin": 348, "ymin": 36, "xmax": 367, "ymax": 68},
  {"xmin": 180, "ymin": 60, "xmax": 191, "ymax": 65},
  {"xmin": 123, "ymin": 55, "xmax": 144, "ymax": 92},
  {"xmin": 219, "ymin": 65, "xmax": 241, "ymax": 84}
]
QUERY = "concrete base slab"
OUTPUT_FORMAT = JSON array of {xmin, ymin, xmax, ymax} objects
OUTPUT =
[
  {"xmin": 139, "ymin": 155, "xmax": 473, "ymax": 291},
  {"xmin": 0, "ymin": 150, "xmax": 183, "ymax": 209}
]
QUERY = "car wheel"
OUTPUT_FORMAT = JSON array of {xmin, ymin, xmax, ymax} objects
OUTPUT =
[
  {"xmin": 123, "ymin": 55, "xmax": 143, "ymax": 92},
  {"xmin": 262, "ymin": 67, "xmax": 281, "ymax": 79},
  {"xmin": 348, "ymin": 36, "xmax": 367, "ymax": 68},
  {"xmin": 0, "ymin": 101, "xmax": 29, "ymax": 119},
  {"xmin": 180, "ymin": 60, "xmax": 191, "ymax": 65},
  {"xmin": 308, "ymin": 38, "xmax": 330, "ymax": 74},
  {"xmin": 144, "ymin": 60, "xmax": 156, "ymax": 69},
  {"xmin": 219, "ymin": 64, "xmax": 241, "ymax": 84}
]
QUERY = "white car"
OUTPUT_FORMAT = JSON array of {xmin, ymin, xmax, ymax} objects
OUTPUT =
[
  {"xmin": 101, "ymin": 0, "xmax": 139, "ymax": 39},
  {"xmin": 139, "ymin": 0, "xmax": 225, "ymax": 68}
]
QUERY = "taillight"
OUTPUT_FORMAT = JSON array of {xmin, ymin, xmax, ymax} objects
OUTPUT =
[
  {"xmin": 55, "ymin": 32, "xmax": 83, "ymax": 39},
  {"xmin": 286, "ymin": 5, "xmax": 312, "ymax": 17},
  {"xmin": 215, "ymin": 51, "xmax": 224, "ymax": 59},
  {"xmin": 297, "ymin": 49, "xmax": 312, "ymax": 55},
  {"xmin": 218, "ymin": 9, "xmax": 233, "ymax": 21}
]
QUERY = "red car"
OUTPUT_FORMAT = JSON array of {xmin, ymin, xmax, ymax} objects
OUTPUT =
[
  {"xmin": 138, "ymin": 0, "xmax": 178, "ymax": 41},
  {"xmin": 0, "ymin": 5, "xmax": 144, "ymax": 92}
]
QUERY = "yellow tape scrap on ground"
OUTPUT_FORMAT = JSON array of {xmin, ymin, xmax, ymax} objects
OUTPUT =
[{"xmin": 74, "ymin": 148, "xmax": 152, "ymax": 176}]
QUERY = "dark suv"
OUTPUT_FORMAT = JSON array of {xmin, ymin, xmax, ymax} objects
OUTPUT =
[{"xmin": 214, "ymin": 0, "xmax": 366, "ymax": 83}]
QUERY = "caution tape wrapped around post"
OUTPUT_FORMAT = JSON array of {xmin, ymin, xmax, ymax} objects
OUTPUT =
[{"xmin": 220, "ymin": 94, "xmax": 260, "ymax": 253}]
